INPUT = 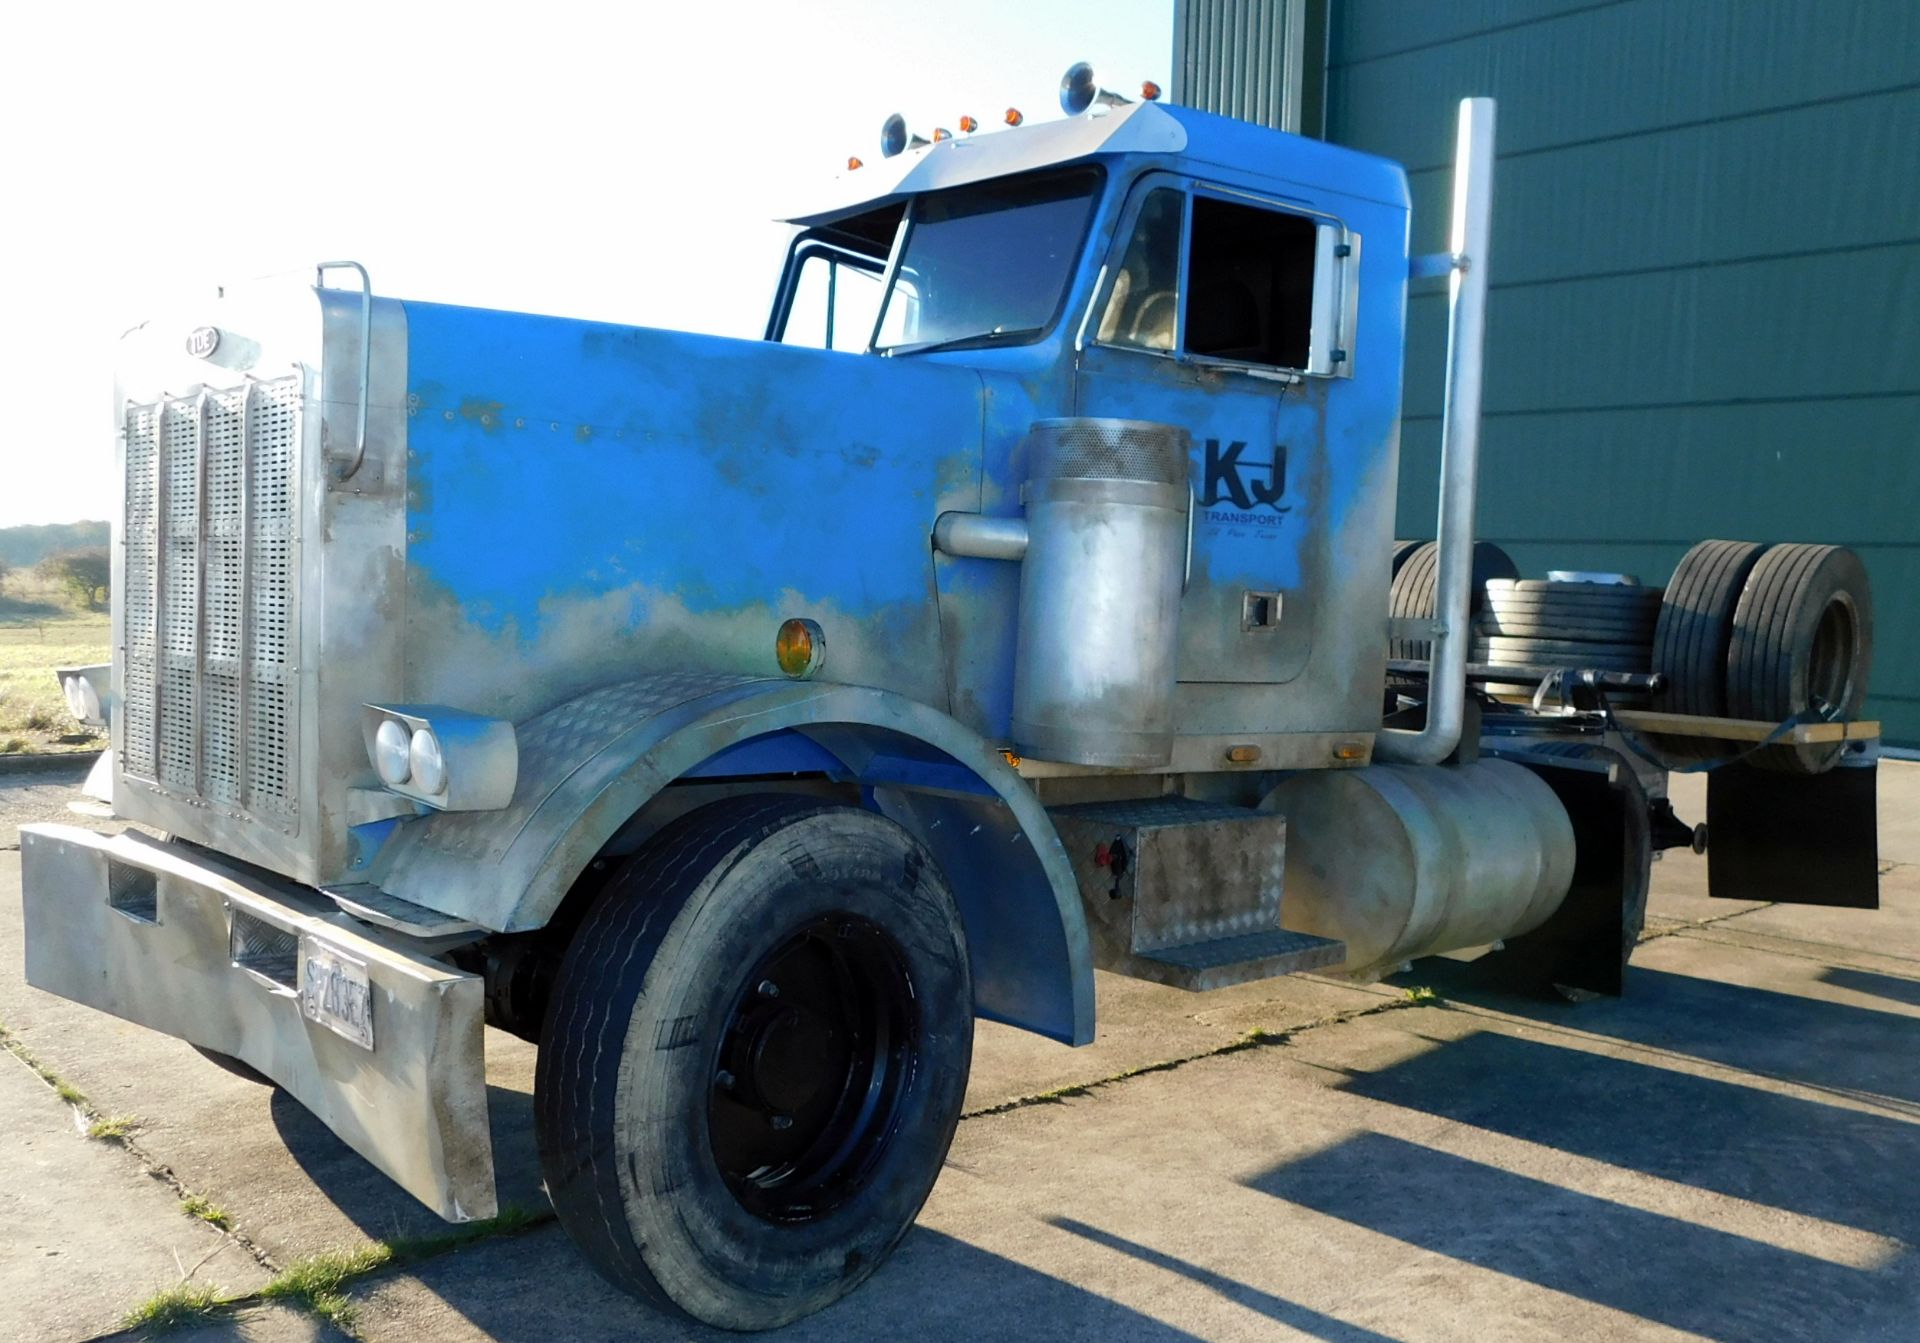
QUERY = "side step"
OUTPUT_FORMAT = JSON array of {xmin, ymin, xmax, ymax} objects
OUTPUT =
[
  {"xmin": 1136, "ymin": 929, "xmax": 1346, "ymax": 992},
  {"xmin": 1048, "ymin": 797, "xmax": 1344, "ymax": 991}
]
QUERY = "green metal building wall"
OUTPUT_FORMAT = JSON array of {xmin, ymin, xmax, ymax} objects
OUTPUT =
[{"xmin": 1323, "ymin": 0, "xmax": 1920, "ymax": 746}]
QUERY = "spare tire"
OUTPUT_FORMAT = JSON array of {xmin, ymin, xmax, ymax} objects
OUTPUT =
[
  {"xmin": 1470, "ymin": 636, "xmax": 1651, "ymax": 671},
  {"xmin": 1390, "ymin": 538, "xmax": 1425, "ymax": 581},
  {"xmin": 1727, "ymin": 544, "xmax": 1873, "ymax": 774},
  {"xmin": 1651, "ymin": 540, "xmax": 1766, "ymax": 719},
  {"xmin": 1478, "ymin": 579, "xmax": 1661, "ymax": 641},
  {"xmin": 1389, "ymin": 541, "xmax": 1519, "ymax": 662}
]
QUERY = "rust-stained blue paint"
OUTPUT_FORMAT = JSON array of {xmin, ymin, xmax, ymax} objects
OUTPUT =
[
  {"xmin": 404, "ymin": 312, "xmax": 983, "ymax": 634},
  {"xmin": 394, "ymin": 102, "xmax": 1411, "ymax": 748}
]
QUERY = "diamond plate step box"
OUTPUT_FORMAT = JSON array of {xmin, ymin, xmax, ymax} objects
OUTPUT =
[{"xmin": 1048, "ymin": 796, "xmax": 1342, "ymax": 990}]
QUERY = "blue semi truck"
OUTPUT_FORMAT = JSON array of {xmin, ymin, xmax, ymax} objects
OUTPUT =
[{"xmin": 23, "ymin": 65, "xmax": 1881, "ymax": 1329}]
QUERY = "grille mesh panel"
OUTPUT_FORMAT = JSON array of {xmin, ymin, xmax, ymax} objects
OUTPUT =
[
  {"xmin": 1028, "ymin": 417, "xmax": 1191, "ymax": 486},
  {"xmin": 119, "ymin": 377, "xmax": 301, "ymax": 825}
]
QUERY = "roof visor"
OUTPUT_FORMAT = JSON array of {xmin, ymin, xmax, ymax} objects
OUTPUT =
[{"xmin": 784, "ymin": 101, "xmax": 1187, "ymax": 228}]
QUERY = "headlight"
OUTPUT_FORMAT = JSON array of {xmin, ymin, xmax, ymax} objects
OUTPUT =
[
  {"xmin": 373, "ymin": 718, "xmax": 412, "ymax": 786},
  {"xmin": 65, "ymin": 676, "xmax": 100, "ymax": 722},
  {"xmin": 409, "ymin": 728, "xmax": 446, "ymax": 795},
  {"xmin": 54, "ymin": 664, "xmax": 110, "ymax": 727},
  {"xmin": 361, "ymin": 704, "xmax": 517, "ymax": 812}
]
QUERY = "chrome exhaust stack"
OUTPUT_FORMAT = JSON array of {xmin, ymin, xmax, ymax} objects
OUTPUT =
[{"xmin": 1378, "ymin": 97, "xmax": 1497, "ymax": 765}]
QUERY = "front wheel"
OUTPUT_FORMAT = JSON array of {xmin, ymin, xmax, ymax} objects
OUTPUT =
[{"xmin": 535, "ymin": 795, "xmax": 973, "ymax": 1331}]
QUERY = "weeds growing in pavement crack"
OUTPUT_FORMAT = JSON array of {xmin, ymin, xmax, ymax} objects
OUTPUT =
[
  {"xmin": 86, "ymin": 1113, "xmax": 139, "ymax": 1143},
  {"xmin": 1, "ymin": 1018, "xmax": 279, "ymax": 1275},
  {"xmin": 122, "ymin": 1282, "xmax": 228, "ymax": 1333},
  {"xmin": 961, "ymin": 994, "xmax": 1424, "ymax": 1120},
  {"xmin": 260, "ymin": 1205, "xmax": 549, "ymax": 1334},
  {"xmin": 181, "ymin": 1195, "xmax": 233, "ymax": 1230}
]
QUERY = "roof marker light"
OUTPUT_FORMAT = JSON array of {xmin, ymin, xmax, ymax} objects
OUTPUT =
[
  {"xmin": 932, "ymin": 127, "xmax": 952, "ymax": 142},
  {"xmin": 1141, "ymin": 80, "xmax": 1162, "ymax": 102},
  {"xmin": 1060, "ymin": 61, "xmax": 1132, "ymax": 116},
  {"xmin": 958, "ymin": 114, "xmax": 978, "ymax": 134},
  {"xmin": 1004, "ymin": 107, "xmax": 1023, "ymax": 127},
  {"xmin": 847, "ymin": 155, "xmax": 864, "ymax": 171}
]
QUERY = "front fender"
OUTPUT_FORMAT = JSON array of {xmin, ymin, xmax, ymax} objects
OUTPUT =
[{"xmin": 370, "ymin": 674, "xmax": 1094, "ymax": 1044}]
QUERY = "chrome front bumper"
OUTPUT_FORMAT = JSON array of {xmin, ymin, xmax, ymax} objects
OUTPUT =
[{"xmin": 19, "ymin": 824, "xmax": 495, "ymax": 1221}]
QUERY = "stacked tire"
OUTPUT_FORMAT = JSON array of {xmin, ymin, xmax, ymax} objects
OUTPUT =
[
  {"xmin": 1388, "ymin": 539, "xmax": 1519, "ymax": 664},
  {"xmin": 1472, "ymin": 578, "xmax": 1663, "ymax": 703},
  {"xmin": 1651, "ymin": 540, "xmax": 1873, "ymax": 773}
]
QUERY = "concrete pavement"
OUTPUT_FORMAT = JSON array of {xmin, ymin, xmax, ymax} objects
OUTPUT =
[{"xmin": 2, "ymin": 760, "xmax": 1916, "ymax": 1341}]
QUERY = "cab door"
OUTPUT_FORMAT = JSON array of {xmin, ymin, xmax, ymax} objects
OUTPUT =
[{"xmin": 1073, "ymin": 175, "xmax": 1359, "ymax": 713}]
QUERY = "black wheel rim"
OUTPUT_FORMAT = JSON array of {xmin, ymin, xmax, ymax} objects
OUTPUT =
[{"xmin": 707, "ymin": 912, "xmax": 919, "ymax": 1223}]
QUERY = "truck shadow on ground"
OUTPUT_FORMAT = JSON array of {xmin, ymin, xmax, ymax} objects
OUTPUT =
[
  {"xmin": 1395, "ymin": 955, "xmax": 1920, "ymax": 1109},
  {"xmin": 1249, "ymin": 959, "xmax": 1920, "ymax": 1341},
  {"xmin": 405, "ymin": 1225, "xmax": 1237, "ymax": 1343},
  {"xmin": 268, "ymin": 1082, "xmax": 545, "ymax": 1242},
  {"xmin": 1818, "ymin": 964, "xmax": 1920, "ymax": 1010},
  {"xmin": 1250, "ymin": 1130, "xmax": 1907, "ymax": 1343},
  {"xmin": 260, "ymin": 957, "xmax": 1920, "ymax": 1341}
]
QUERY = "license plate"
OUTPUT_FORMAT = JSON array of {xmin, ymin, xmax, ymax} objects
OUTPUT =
[{"xmin": 298, "ymin": 939, "xmax": 374, "ymax": 1050}]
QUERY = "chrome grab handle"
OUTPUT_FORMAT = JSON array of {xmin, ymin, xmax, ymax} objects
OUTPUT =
[{"xmin": 315, "ymin": 261, "xmax": 372, "ymax": 482}]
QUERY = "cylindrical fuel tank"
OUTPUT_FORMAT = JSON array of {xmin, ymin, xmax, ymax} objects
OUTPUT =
[
  {"xmin": 1011, "ymin": 418, "xmax": 1190, "ymax": 768},
  {"xmin": 1260, "ymin": 759, "xmax": 1576, "ymax": 979}
]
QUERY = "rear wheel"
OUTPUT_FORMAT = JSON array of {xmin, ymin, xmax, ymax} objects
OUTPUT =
[{"xmin": 535, "ymin": 795, "xmax": 972, "ymax": 1331}]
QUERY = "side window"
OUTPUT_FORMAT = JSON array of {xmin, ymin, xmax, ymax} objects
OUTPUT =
[
  {"xmin": 781, "ymin": 247, "xmax": 885, "ymax": 352},
  {"xmin": 1185, "ymin": 197, "xmax": 1318, "ymax": 370},
  {"xmin": 1097, "ymin": 188, "xmax": 1183, "ymax": 352},
  {"xmin": 1095, "ymin": 185, "xmax": 1354, "ymax": 375}
]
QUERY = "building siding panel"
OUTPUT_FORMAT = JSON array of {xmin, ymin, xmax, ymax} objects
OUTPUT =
[{"xmin": 1328, "ymin": 0, "xmax": 1920, "ymax": 744}]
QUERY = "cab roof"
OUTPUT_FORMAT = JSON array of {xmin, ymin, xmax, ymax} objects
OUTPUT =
[{"xmin": 783, "ymin": 101, "xmax": 1410, "ymax": 228}]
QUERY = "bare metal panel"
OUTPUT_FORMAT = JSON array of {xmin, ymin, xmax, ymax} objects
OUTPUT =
[
  {"xmin": 20, "ymin": 824, "xmax": 493, "ymax": 1222},
  {"xmin": 1172, "ymin": 0, "xmax": 1308, "ymax": 132},
  {"xmin": 1048, "ymin": 795, "xmax": 1342, "ymax": 988},
  {"xmin": 119, "ymin": 378, "xmax": 302, "ymax": 830}
]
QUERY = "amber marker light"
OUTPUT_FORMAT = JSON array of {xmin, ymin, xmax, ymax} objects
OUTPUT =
[
  {"xmin": 932, "ymin": 127, "xmax": 952, "ymax": 142},
  {"xmin": 775, "ymin": 618, "xmax": 826, "ymax": 679},
  {"xmin": 959, "ymin": 114, "xmax": 978, "ymax": 133},
  {"xmin": 847, "ymin": 155, "xmax": 864, "ymax": 170},
  {"xmin": 1004, "ymin": 107, "xmax": 1024, "ymax": 126},
  {"xmin": 1141, "ymin": 80, "xmax": 1162, "ymax": 101}
]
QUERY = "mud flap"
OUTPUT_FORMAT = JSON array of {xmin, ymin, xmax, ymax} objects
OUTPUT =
[
  {"xmin": 1707, "ymin": 756, "xmax": 1879, "ymax": 909},
  {"xmin": 1488, "ymin": 745, "xmax": 1650, "ymax": 997}
]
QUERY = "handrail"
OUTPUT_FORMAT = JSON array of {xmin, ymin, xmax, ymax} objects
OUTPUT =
[{"xmin": 315, "ymin": 261, "xmax": 372, "ymax": 482}]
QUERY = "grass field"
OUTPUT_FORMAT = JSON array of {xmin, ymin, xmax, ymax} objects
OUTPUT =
[{"xmin": 0, "ymin": 576, "xmax": 109, "ymax": 754}]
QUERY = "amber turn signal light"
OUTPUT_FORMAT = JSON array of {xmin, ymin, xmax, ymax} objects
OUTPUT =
[{"xmin": 776, "ymin": 618, "xmax": 826, "ymax": 679}]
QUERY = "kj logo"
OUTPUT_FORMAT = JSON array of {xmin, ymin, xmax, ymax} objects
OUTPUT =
[{"xmin": 1201, "ymin": 440, "xmax": 1289, "ymax": 512}]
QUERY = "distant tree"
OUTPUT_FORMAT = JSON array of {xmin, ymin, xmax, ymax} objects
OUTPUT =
[
  {"xmin": 0, "ymin": 555, "xmax": 10, "ymax": 587},
  {"xmin": 42, "ymin": 548, "xmax": 110, "ymax": 610}
]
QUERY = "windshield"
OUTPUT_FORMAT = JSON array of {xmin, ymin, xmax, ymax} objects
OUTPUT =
[{"xmin": 875, "ymin": 167, "xmax": 1102, "ymax": 355}]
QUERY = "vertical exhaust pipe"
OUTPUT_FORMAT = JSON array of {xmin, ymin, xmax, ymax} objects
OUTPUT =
[{"xmin": 1377, "ymin": 97, "xmax": 1497, "ymax": 766}]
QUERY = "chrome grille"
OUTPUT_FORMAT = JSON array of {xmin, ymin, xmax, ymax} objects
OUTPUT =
[{"xmin": 120, "ymin": 377, "xmax": 301, "ymax": 826}]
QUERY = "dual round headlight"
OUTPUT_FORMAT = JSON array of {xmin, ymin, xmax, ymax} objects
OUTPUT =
[
  {"xmin": 63, "ymin": 675, "xmax": 101, "ymax": 723},
  {"xmin": 373, "ymin": 718, "xmax": 446, "ymax": 794}
]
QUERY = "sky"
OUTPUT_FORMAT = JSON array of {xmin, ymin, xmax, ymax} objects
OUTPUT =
[{"xmin": 0, "ymin": 0, "xmax": 1175, "ymax": 527}]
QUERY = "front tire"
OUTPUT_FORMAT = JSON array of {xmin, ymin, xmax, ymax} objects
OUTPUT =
[{"xmin": 535, "ymin": 795, "xmax": 972, "ymax": 1331}]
